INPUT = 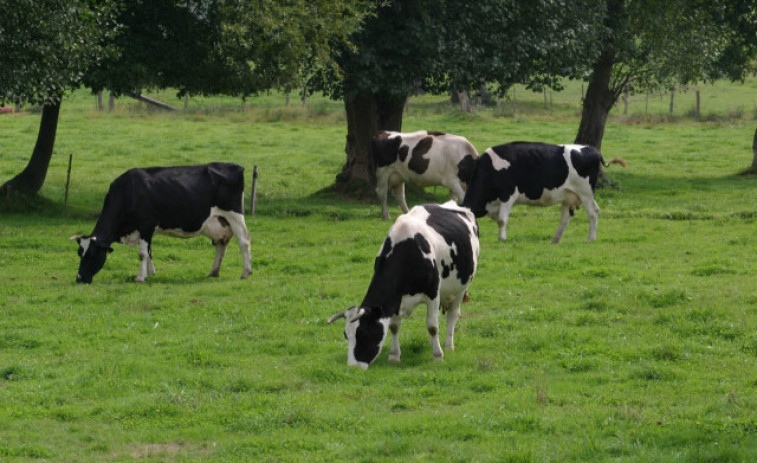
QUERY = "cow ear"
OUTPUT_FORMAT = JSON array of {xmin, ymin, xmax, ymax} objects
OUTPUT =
[
  {"xmin": 106, "ymin": 246, "xmax": 114, "ymax": 253},
  {"xmin": 69, "ymin": 235, "xmax": 82, "ymax": 243}
]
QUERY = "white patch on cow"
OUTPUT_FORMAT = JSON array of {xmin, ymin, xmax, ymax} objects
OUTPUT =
[
  {"xmin": 78, "ymin": 237, "xmax": 92, "ymax": 256},
  {"xmin": 487, "ymin": 148, "xmax": 511, "ymax": 171},
  {"xmin": 119, "ymin": 230, "xmax": 141, "ymax": 246}
]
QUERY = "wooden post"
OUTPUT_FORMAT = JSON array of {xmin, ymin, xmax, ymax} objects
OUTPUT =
[
  {"xmin": 97, "ymin": 91, "xmax": 103, "ymax": 111},
  {"xmin": 65, "ymin": 154, "xmax": 73, "ymax": 205},
  {"xmin": 184, "ymin": 93, "xmax": 189, "ymax": 111},
  {"xmin": 623, "ymin": 86, "xmax": 629, "ymax": 115},
  {"xmin": 250, "ymin": 165, "xmax": 259, "ymax": 215},
  {"xmin": 752, "ymin": 126, "xmax": 757, "ymax": 168},
  {"xmin": 669, "ymin": 89, "xmax": 675, "ymax": 114},
  {"xmin": 108, "ymin": 92, "xmax": 115, "ymax": 111}
]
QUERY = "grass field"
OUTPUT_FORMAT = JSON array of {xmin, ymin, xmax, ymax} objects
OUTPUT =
[{"xmin": 1, "ymin": 81, "xmax": 756, "ymax": 462}]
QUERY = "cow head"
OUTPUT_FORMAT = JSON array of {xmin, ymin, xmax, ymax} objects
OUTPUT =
[
  {"xmin": 70, "ymin": 235, "xmax": 113, "ymax": 283},
  {"xmin": 328, "ymin": 306, "xmax": 389, "ymax": 370}
]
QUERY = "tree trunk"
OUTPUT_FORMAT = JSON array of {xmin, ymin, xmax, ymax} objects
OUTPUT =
[
  {"xmin": 336, "ymin": 93, "xmax": 405, "ymax": 190},
  {"xmin": 574, "ymin": 54, "xmax": 616, "ymax": 150},
  {"xmin": 0, "ymin": 102, "xmax": 61, "ymax": 197}
]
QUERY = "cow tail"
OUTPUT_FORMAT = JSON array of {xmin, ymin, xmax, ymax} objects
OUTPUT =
[{"xmin": 601, "ymin": 157, "xmax": 627, "ymax": 168}]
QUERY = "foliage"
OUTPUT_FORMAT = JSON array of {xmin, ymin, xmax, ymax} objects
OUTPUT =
[
  {"xmin": 88, "ymin": 0, "xmax": 371, "ymax": 98},
  {"xmin": 1, "ymin": 87, "xmax": 757, "ymax": 460},
  {"xmin": 0, "ymin": 0, "xmax": 119, "ymax": 106}
]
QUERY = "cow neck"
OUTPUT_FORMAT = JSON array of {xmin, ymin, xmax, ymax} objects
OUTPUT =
[
  {"xmin": 90, "ymin": 190, "xmax": 125, "ymax": 245},
  {"xmin": 360, "ymin": 275, "xmax": 401, "ymax": 319}
]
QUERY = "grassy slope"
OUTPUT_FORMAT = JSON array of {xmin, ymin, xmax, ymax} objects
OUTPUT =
[{"xmin": 1, "ymin": 83, "xmax": 756, "ymax": 462}]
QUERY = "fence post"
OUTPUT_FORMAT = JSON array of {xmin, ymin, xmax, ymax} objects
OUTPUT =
[
  {"xmin": 65, "ymin": 154, "xmax": 73, "ymax": 205},
  {"xmin": 250, "ymin": 165, "xmax": 259, "ymax": 216}
]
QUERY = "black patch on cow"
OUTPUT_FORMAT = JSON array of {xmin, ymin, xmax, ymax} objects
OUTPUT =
[
  {"xmin": 408, "ymin": 137, "xmax": 432, "ymax": 174},
  {"xmin": 75, "ymin": 162, "xmax": 245, "ymax": 283},
  {"xmin": 398, "ymin": 145, "xmax": 410, "ymax": 163},
  {"xmin": 422, "ymin": 204, "xmax": 476, "ymax": 285},
  {"xmin": 570, "ymin": 145, "xmax": 603, "ymax": 191},
  {"xmin": 427, "ymin": 131, "xmax": 446, "ymax": 136},
  {"xmin": 353, "ymin": 307, "xmax": 385, "ymax": 365},
  {"xmin": 363, "ymin": 234, "xmax": 439, "ymax": 319},
  {"xmin": 456, "ymin": 154, "xmax": 478, "ymax": 184},
  {"xmin": 372, "ymin": 131, "xmax": 402, "ymax": 168},
  {"xmin": 463, "ymin": 142, "xmax": 571, "ymax": 217}
]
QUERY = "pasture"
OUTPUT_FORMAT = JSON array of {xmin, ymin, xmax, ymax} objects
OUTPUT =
[{"xmin": 1, "ymin": 83, "xmax": 756, "ymax": 462}]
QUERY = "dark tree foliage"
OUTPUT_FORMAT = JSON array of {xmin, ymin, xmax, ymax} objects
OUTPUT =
[{"xmin": 0, "ymin": 0, "xmax": 118, "ymax": 197}]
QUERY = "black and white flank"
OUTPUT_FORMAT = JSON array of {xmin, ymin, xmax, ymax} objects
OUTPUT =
[
  {"xmin": 71, "ymin": 162, "xmax": 252, "ymax": 283},
  {"xmin": 328, "ymin": 201, "xmax": 479, "ymax": 370},
  {"xmin": 462, "ymin": 142, "xmax": 626, "ymax": 243},
  {"xmin": 372, "ymin": 130, "xmax": 479, "ymax": 220}
]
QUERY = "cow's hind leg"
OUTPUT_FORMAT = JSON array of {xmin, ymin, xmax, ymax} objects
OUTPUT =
[
  {"xmin": 206, "ymin": 239, "xmax": 229, "ymax": 277},
  {"xmin": 582, "ymin": 197, "xmax": 600, "ymax": 242},
  {"xmin": 552, "ymin": 202, "xmax": 574, "ymax": 244},
  {"xmin": 426, "ymin": 298, "xmax": 444, "ymax": 360},
  {"xmin": 446, "ymin": 180, "xmax": 466, "ymax": 204},
  {"xmin": 388, "ymin": 315, "xmax": 402, "ymax": 363},
  {"xmin": 224, "ymin": 212, "xmax": 252, "ymax": 278},
  {"xmin": 444, "ymin": 293, "xmax": 464, "ymax": 351}
]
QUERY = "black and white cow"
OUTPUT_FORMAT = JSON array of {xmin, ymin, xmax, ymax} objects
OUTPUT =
[
  {"xmin": 372, "ymin": 130, "xmax": 479, "ymax": 220},
  {"xmin": 71, "ymin": 162, "xmax": 252, "ymax": 283},
  {"xmin": 462, "ymin": 142, "xmax": 626, "ymax": 243},
  {"xmin": 328, "ymin": 201, "xmax": 479, "ymax": 370}
]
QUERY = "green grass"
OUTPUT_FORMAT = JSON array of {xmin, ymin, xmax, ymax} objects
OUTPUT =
[{"xmin": 1, "ymin": 81, "xmax": 757, "ymax": 462}]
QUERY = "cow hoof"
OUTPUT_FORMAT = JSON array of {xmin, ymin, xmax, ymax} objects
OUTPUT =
[
  {"xmin": 433, "ymin": 354, "xmax": 444, "ymax": 362},
  {"xmin": 134, "ymin": 277, "xmax": 146, "ymax": 283},
  {"xmin": 240, "ymin": 270, "xmax": 251, "ymax": 279},
  {"xmin": 388, "ymin": 354, "xmax": 401, "ymax": 363}
]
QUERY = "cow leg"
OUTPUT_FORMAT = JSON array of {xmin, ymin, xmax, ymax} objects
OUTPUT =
[
  {"xmin": 225, "ymin": 212, "xmax": 252, "ymax": 278},
  {"xmin": 582, "ymin": 197, "xmax": 600, "ymax": 242},
  {"xmin": 206, "ymin": 239, "xmax": 228, "ymax": 277},
  {"xmin": 375, "ymin": 174, "xmax": 391, "ymax": 221},
  {"xmin": 445, "ymin": 294, "xmax": 463, "ymax": 351},
  {"xmin": 388, "ymin": 315, "xmax": 402, "ymax": 363},
  {"xmin": 552, "ymin": 203, "xmax": 573, "ymax": 244},
  {"xmin": 426, "ymin": 299, "xmax": 444, "ymax": 360},
  {"xmin": 135, "ymin": 239, "xmax": 152, "ymax": 282},
  {"xmin": 391, "ymin": 183, "xmax": 409, "ymax": 214},
  {"xmin": 447, "ymin": 180, "xmax": 466, "ymax": 204},
  {"xmin": 497, "ymin": 197, "xmax": 516, "ymax": 241}
]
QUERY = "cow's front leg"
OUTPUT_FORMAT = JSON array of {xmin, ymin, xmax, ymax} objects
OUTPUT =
[
  {"xmin": 496, "ymin": 198, "xmax": 516, "ymax": 241},
  {"xmin": 207, "ymin": 239, "xmax": 228, "ymax": 277},
  {"xmin": 391, "ymin": 183, "xmax": 409, "ymax": 214},
  {"xmin": 426, "ymin": 299, "xmax": 443, "ymax": 360},
  {"xmin": 135, "ymin": 239, "xmax": 152, "ymax": 282},
  {"xmin": 388, "ymin": 315, "xmax": 402, "ymax": 363},
  {"xmin": 552, "ymin": 203, "xmax": 573, "ymax": 244},
  {"xmin": 375, "ymin": 178, "xmax": 391, "ymax": 221}
]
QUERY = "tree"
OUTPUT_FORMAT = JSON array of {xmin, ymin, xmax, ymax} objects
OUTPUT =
[
  {"xmin": 0, "ymin": 0, "xmax": 118, "ymax": 196},
  {"xmin": 575, "ymin": 0, "xmax": 757, "ymax": 149},
  {"xmin": 2, "ymin": 0, "xmax": 369, "ymax": 199},
  {"xmin": 321, "ymin": 0, "xmax": 600, "ymax": 190}
]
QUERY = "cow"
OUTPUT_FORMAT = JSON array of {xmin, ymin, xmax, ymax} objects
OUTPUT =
[
  {"xmin": 71, "ymin": 162, "xmax": 252, "ymax": 283},
  {"xmin": 372, "ymin": 130, "xmax": 479, "ymax": 220},
  {"xmin": 328, "ymin": 201, "xmax": 479, "ymax": 370},
  {"xmin": 462, "ymin": 142, "xmax": 626, "ymax": 243}
]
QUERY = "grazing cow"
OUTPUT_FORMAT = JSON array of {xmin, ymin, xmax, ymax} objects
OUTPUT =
[
  {"xmin": 372, "ymin": 130, "xmax": 479, "ymax": 220},
  {"xmin": 328, "ymin": 201, "xmax": 479, "ymax": 370},
  {"xmin": 462, "ymin": 142, "xmax": 626, "ymax": 243},
  {"xmin": 71, "ymin": 162, "xmax": 252, "ymax": 283}
]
